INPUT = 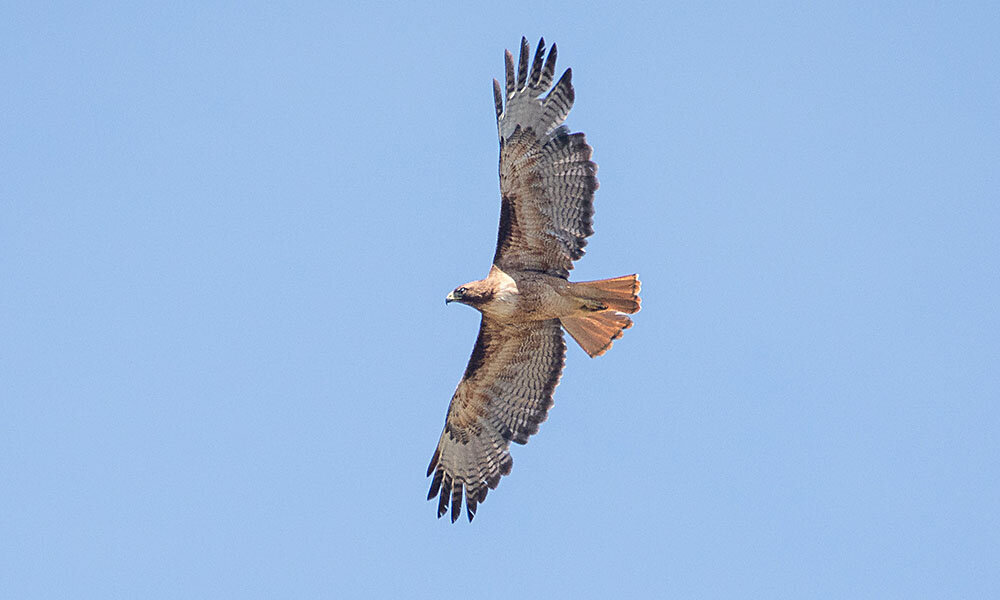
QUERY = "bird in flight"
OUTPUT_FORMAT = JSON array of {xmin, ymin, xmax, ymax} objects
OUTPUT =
[{"xmin": 427, "ymin": 37, "xmax": 641, "ymax": 522}]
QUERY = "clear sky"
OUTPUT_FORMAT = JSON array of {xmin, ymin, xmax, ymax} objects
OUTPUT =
[{"xmin": 2, "ymin": 2, "xmax": 998, "ymax": 598}]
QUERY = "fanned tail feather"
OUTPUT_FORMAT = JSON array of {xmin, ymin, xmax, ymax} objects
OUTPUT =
[
  {"xmin": 560, "ymin": 274, "xmax": 641, "ymax": 357},
  {"xmin": 561, "ymin": 312, "xmax": 632, "ymax": 358},
  {"xmin": 570, "ymin": 274, "xmax": 641, "ymax": 314}
]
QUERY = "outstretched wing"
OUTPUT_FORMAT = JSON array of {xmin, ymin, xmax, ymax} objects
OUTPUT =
[
  {"xmin": 492, "ymin": 37, "xmax": 598, "ymax": 279},
  {"xmin": 427, "ymin": 317, "xmax": 566, "ymax": 522}
]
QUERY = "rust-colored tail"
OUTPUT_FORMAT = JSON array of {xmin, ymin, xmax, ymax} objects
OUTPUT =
[
  {"xmin": 560, "ymin": 274, "xmax": 641, "ymax": 357},
  {"xmin": 570, "ymin": 274, "xmax": 642, "ymax": 314}
]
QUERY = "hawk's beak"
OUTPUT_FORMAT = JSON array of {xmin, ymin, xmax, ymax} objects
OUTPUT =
[{"xmin": 445, "ymin": 291, "xmax": 459, "ymax": 304}]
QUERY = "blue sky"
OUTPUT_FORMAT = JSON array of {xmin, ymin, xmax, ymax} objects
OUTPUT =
[{"xmin": 2, "ymin": 2, "xmax": 998, "ymax": 598}]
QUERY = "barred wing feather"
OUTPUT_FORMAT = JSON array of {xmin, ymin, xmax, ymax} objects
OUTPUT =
[
  {"xmin": 492, "ymin": 37, "xmax": 598, "ymax": 279},
  {"xmin": 426, "ymin": 318, "xmax": 566, "ymax": 522}
]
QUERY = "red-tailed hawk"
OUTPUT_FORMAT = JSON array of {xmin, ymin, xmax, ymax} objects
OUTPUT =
[{"xmin": 427, "ymin": 38, "xmax": 641, "ymax": 522}]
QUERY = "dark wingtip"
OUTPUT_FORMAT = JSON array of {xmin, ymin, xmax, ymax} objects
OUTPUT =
[
  {"xmin": 437, "ymin": 474, "xmax": 452, "ymax": 517},
  {"xmin": 450, "ymin": 486, "xmax": 462, "ymax": 523},
  {"xmin": 528, "ymin": 38, "xmax": 546, "ymax": 88},
  {"xmin": 546, "ymin": 67, "xmax": 574, "ymax": 106},
  {"xmin": 504, "ymin": 49, "xmax": 515, "ymax": 98},
  {"xmin": 493, "ymin": 78, "xmax": 503, "ymax": 119},
  {"xmin": 426, "ymin": 448, "xmax": 440, "ymax": 477},
  {"xmin": 516, "ymin": 37, "xmax": 530, "ymax": 90},
  {"xmin": 427, "ymin": 467, "xmax": 444, "ymax": 500},
  {"xmin": 563, "ymin": 68, "xmax": 575, "ymax": 104}
]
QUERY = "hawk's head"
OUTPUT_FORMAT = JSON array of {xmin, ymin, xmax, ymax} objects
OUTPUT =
[{"xmin": 446, "ymin": 281, "xmax": 493, "ymax": 306}]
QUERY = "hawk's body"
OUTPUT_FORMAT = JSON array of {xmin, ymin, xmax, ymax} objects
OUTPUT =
[{"xmin": 427, "ymin": 38, "xmax": 641, "ymax": 522}]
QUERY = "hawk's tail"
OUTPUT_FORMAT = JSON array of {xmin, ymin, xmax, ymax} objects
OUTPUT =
[{"xmin": 560, "ymin": 274, "xmax": 641, "ymax": 357}]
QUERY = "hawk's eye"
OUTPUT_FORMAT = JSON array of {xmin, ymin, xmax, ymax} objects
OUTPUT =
[{"xmin": 457, "ymin": 287, "xmax": 467, "ymax": 294}]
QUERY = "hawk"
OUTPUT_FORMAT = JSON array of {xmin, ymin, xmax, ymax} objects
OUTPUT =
[{"xmin": 427, "ymin": 37, "xmax": 641, "ymax": 522}]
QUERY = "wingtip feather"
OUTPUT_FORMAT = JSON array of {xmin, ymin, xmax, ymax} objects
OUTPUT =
[
  {"xmin": 426, "ymin": 448, "xmax": 440, "ymax": 477},
  {"xmin": 516, "ymin": 37, "xmax": 530, "ymax": 91},
  {"xmin": 504, "ymin": 49, "xmax": 515, "ymax": 98},
  {"xmin": 493, "ymin": 78, "xmax": 503, "ymax": 120},
  {"xmin": 529, "ymin": 38, "xmax": 546, "ymax": 88},
  {"xmin": 450, "ymin": 485, "xmax": 462, "ymax": 523}
]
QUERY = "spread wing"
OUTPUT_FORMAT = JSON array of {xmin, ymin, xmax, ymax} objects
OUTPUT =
[
  {"xmin": 492, "ymin": 37, "xmax": 599, "ymax": 279},
  {"xmin": 426, "ymin": 317, "xmax": 566, "ymax": 522}
]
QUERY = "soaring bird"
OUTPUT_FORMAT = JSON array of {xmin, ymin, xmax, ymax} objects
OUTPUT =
[{"xmin": 427, "ymin": 37, "xmax": 641, "ymax": 522}]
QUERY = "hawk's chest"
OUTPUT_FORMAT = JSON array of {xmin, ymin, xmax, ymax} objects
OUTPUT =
[
  {"xmin": 480, "ymin": 278, "xmax": 521, "ymax": 321},
  {"xmin": 485, "ymin": 276, "xmax": 569, "ymax": 322}
]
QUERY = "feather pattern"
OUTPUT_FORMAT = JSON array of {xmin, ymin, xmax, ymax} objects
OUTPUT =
[
  {"xmin": 426, "ymin": 318, "xmax": 566, "ymax": 522},
  {"xmin": 426, "ymin": 38, "xmax": 632, "ymax": 524},
  {"xmin": 493, "ymin": 37, "xmax": 597, "ymax": 279}
]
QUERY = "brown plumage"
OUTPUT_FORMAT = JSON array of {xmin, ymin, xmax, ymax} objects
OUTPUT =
[{"xmin": 427, "ymin": 38, "xmax": 641, "ymax": 522}]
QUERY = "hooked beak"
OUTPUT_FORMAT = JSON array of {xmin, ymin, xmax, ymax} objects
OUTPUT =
[{"xmin": 445, "ymin": 291, "xmax": 459, "ymax": 304}]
